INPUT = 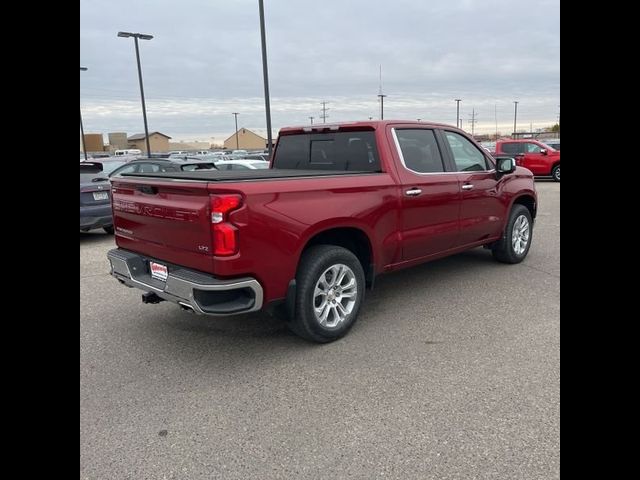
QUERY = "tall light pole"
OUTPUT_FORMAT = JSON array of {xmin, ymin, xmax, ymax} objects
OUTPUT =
[
  {"xmin": 377, "ymin": 65, "xmax": 387, "ymax": 120},
  {"xmin": 118, "ymin": 31, "xmax": 153, "ymax": 157},
  {"xmin": 309, "ymin": 116, "xmax": 314, "ymax": 125},
  {"xmin": 232, "ymin": 112, "xmax": 240, "ymax": 149},
  {"xmin": 377, "ymin": 94, "xmax": 387, "ymax": 120},
  {"xmin": 455, "ymin": 99, "xmax": 461, "ymax": 128},
  {"xmin": 513, "ymin": 101, "xmax": 519, "ymax": 138},
  {"xmin": 258, "ymin": 0, "xmax": 273, "ymax": 155},
  {"xmin": 80, "ymin": 67, "xmax": 88, "ymax": 161}
]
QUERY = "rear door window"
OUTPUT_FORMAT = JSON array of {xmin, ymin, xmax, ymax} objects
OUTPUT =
[{"xmin": 394, "ymin": 129, "xmax": 446, "ymax": 173}]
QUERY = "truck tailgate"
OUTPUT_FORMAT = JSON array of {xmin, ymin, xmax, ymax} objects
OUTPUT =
[{"xmin": 111, "ymin": 177, "xmax": 214, "ymax": 268}]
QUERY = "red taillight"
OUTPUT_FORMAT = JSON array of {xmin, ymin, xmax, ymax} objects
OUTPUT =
[{"xmin": 210, "ymin": 194, "xmax": 242, "ymax": 256}]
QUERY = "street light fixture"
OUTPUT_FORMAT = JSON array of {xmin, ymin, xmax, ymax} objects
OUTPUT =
[
  {"xmin": 118, "ymin": 31, "xmax": 154, "ymax": 157},
  {"xmin": 80, "ymin": 67, "xmax": 88, "ymax": 161},
  {"xmin": 232, "ymin": 112, "xmax": 240, "ymax": 150}
]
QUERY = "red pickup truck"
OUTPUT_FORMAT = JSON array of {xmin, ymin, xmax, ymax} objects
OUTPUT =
[
  {"xmin": 107, "ymin": 121, "xmax": 537, "ymax": 342},
  {"xmin": 492, "ymin": 139, "xmax": 560, "ymax": 182}
]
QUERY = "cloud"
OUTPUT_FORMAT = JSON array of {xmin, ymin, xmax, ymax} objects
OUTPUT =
[{"xmin": 80, "ymin": 0, "xmax": 559, "ymax": 140}]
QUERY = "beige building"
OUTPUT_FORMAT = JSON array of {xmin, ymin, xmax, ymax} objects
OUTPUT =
[
  {"xmin": 108, "ymin": 132, "xmax": 128, "ymax": 151},
  {"xmin": 223, "ymin": 128, "xmax": 267, "ymax": 150},
  {"xmin": 83, "ymin": 133, "xmax": 105, "ymax": 152},
  {"xmin": 128, "ymin": 132, "xmax": 172, "ymax": 153}
]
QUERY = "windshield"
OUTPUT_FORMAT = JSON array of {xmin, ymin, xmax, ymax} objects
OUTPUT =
[{"xmin": 540, "ymin": 142, "xmax": 558, "ymax": 152}]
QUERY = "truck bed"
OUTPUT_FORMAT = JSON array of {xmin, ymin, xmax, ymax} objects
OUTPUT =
[{"xmin": 120, "ymin": 168, "xmax": 380, "ymax": 182}]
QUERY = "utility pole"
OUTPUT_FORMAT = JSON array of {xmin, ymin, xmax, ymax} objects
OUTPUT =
[
  {"xmin": 309, "ymin": 116, "xmax": 314, "ymax": 125},
  {"xmin": 455, "ymin": 99, "xmax": 462, "ymax": 128},
  {"xmin": 377, "ymin": 64, "xmax": 387, "ymax": 120},
  {"xmin": 468, "ymin": 108, "xmax": 478, "ymax": 137},
  {"xmin": 320, "ymin": 101, "xmax": 329, "ymax": 123},
  {"xmin": 258, "ymin": 0, "xmax": 273, "ymax": 155},
  {"xmin": 232, "ymin": 112, "xmax": 240, "ymax": 149},
  {"xmin": 377, "ymin": 94, "xmax": 387, "ymax": 120},
  {"xmin": 513, "ymin": 101, "xmax": 519, "ymax": 138},
  {"xmin": 557, "ymin": 104, "xmax": 560, "ymax": 137},
  {"xmin": 494, "ymin": 103, "xmax": 498, "ymax": 140}
]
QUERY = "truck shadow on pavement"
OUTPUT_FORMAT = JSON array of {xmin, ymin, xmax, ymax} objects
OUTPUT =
[{"xmin": 151, "ymin": 247, "xmax": 497, "ymax": 348}]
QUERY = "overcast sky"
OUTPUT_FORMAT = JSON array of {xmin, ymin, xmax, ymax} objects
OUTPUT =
[{"xmin": 80, "ymin": 0, "xmax": 559, "ymax": 144}]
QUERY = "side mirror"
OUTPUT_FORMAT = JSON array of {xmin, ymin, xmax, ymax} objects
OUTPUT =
[
  {"xmin": 496, "ymin": 157, "xmax": 516, "ymax": 175},
  {"xmin": 540, "ymin": 148, "xmax": 547, "ymax": 155}
]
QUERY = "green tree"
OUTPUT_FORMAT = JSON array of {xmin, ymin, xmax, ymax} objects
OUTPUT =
[{"xmin": 551, "ymin": 123, "xmax": 560, "ymax": 133}]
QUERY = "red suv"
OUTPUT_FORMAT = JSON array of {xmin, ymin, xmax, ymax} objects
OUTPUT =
[{"xmin": 493, "ymin": 139, "xmax": 560, "ymax": 182}]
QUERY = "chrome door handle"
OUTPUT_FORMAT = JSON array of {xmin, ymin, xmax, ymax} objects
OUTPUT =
[
  {"xmin": 405, "ymin": 188, "xmax": 422, "ymax": 196},
  {"xmin": 461, "ymin": 184, "xmax": 474, "ymax": 190}
]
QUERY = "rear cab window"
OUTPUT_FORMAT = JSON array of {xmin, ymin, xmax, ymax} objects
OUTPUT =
[
  {"xmin": 500, "ymin": 142, "xmax": 525, "ymax": 154},
  {"xmin": 273, "ymin": 131, "xmax": 381, "ymax": 171}
]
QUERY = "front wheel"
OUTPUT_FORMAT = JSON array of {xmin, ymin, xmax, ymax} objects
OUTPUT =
[
  {"xmin": 288, "ymin": 245, "xmax": 365, "ymax": 343},
  {"xmin": 552, "ymin": 164, "xmax": 560, "ymax": 182},
  {"xmin": 492, "ymin": 204, "xmax": 533, "ymax": 264}
]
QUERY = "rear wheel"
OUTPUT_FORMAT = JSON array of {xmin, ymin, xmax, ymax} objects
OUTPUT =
[
  {"xmin": 552, "ymin": 164, "xmax": 560, "ymax": 182},
  {"xmin": 103, "ymin": 225, "xmax": 114, "ymax": 234},
  {"xmin": 288, "ymin": 245, "xmax": 365, "ymax": 343},
  {"xmin": 492, "ymin": 204, "xmax": 532, "ymax": 264}
]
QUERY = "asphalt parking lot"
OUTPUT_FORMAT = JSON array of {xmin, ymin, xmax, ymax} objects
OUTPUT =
[{"xmin": 80, "ymin": 181, "xmax": 559, "ymax": 480}]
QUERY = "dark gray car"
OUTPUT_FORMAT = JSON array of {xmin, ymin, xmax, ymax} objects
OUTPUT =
[{"xmin": 80, "ymin": 160, "xmax": 128, "ymax": 233}]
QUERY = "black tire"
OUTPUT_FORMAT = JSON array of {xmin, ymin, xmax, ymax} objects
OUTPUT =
[
  {"xmin": 288, "ymin": 245, "xmax": 365, "ymax": 343},
  {"xmin": 551, "ymin": 164, "xmax": 560, "ymax": 182},
  {"xmin": 492, "ymin": 204, "xmax": 533, "ymax": 264},
  {"xmin": 103, "ymin": 225, "xmax": 115, "ymax": 234}
]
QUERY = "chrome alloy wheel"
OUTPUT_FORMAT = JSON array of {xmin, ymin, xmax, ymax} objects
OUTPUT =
[
  {"xmin": 512, "ymin": 215, "xmax": 530, "ymax": 255},
  {"xmin": 313, "ymin": 264, "xmax": 358, "ymax": 328}
]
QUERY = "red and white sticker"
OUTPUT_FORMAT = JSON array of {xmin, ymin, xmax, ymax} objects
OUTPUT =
[{"xmin": 150, "ymin": 262, "xmax": 168, "ymax": 281}]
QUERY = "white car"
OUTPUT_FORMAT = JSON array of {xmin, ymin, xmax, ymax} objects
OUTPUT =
[{"xmin": 214, "ymin": 159, "xmax": 269, "ymax": 171}]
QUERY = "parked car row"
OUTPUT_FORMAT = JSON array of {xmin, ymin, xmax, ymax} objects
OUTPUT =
[{"xmin": 80, "ymin": 155, "xmax": 271, "ymax": 234}]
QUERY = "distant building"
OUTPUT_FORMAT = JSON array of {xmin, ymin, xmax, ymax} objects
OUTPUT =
[
  {"xmin": 83, "ymin": 133, "xmax": 105, "ymax": 152},
  {"xmin": 128, "ymin": 132, "xmax": 172, "ymax": 153},
  {"xmin": 108, "ymin": 132, "xmax": 128, "ymax": 151},
  {"xmin": 223, "ymin": 128, "xmax": 267, "ymax": 150}
]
